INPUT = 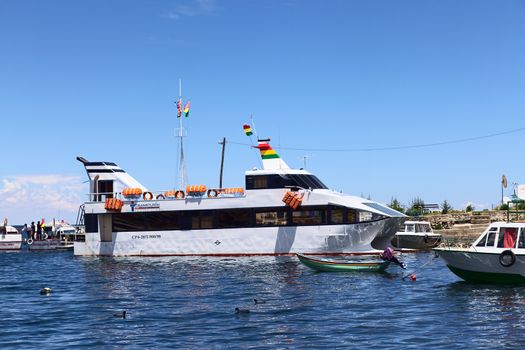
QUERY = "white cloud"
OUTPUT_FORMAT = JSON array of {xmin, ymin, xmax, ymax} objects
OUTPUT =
[
  {"xmin": 163, "ymin": 0, "xmax": 216, "ymax": 20},
  {"xmin": 0, "ymin": 174, "xmax": 85, "ymax": 224}
]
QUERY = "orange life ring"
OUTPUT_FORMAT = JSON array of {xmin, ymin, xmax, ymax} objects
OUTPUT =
[
  {"xmin": 156, "ymin": 194, "xmax": 165, "ymax": 200},
  {"xmin": 175, "ymin": 190, "xmax": 185, "ymax": 199},
  {"xmin": 143, "ymin": 192, "xmax": 153, "ymax": 200},
  {"xmin": 207, "ymin": 189, "xmax": 219, "ymax": 198}
]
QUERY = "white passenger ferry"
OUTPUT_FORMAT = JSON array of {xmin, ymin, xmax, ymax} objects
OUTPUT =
[{"xmin": 75, "ymin": 139, "xmax": 405, "ymax": 256}]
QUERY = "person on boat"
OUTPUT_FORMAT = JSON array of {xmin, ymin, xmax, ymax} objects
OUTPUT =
[
  {"xmin": 36, "ymin": 221, "xmax": 42, "ymax": 240},
  {"xmin": 381, "ymin": 247, "xmax": 406, "ymax": 269},
  {"xmin": 30, "ymin": 222, "xmax": 36, "ymax": 240},
  {"xmin": 21, "ymin": 224, "xmax": 29, "ymax": 243}
]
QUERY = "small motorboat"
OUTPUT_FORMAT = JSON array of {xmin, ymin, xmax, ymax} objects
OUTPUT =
[
  {"xmin": 0, "ymin": 224, "xmax": 22, "ymax": 251},
  {"xmin": 434, "ymin": 222, "xmax": 525, "ymax": 284},
  {"xmin": 392, "ymin": 221, "xmax": 442, "ymax": 250},
  {"xmin": 296, "ymin": 253, "xmax": 391, "ymax": 272}
]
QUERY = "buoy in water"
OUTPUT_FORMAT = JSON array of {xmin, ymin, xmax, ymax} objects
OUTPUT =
[
  {"xmin": 235, "ymin": 307, "xmax": 250, "ymax": 314},
  {"xmin": 409, "ymin": 273, "xmax": 417, "ymax": 281},
  {"xmin": 113, "ymin": 310, "xmax": 127, "ymax": 319},
  {"xmin": 40, "ymin": 287, "xmax": 52, "ymax": 295}
]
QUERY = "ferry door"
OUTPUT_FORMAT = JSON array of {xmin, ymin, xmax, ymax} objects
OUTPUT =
[{"xmin": 97, "ymin": 180, "xmax": 114, "ymax": 201}]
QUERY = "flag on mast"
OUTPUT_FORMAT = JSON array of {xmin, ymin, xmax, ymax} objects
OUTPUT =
[
  {"xmin": 243, "ymin": 124, "xmax": 253, "ymax": 136},
  {"xmin": 176, "ymin": 98, "xmax": 182, "ymax": 118},
  {"xmin": 184, "ymin": 101, "xmax": 190, "ymax": 117}
]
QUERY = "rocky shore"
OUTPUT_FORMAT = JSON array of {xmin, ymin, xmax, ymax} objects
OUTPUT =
[{"xmin": 416, "ymin": 211, "xmax": 509, "ymax": 244}]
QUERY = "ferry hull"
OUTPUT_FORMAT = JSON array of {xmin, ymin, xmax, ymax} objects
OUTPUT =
[
  {"xmin": 434, "ymin": 248, "xmax": 525, "ymax": 284},
  {"xmin": 75, "ymin": 218, "xmax": 402, "ymax": 256}
]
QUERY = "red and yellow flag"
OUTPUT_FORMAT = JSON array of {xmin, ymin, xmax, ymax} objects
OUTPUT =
[
  {"xmin": 184, "ymin": 101, "xmax": 190, "ymax": 117},
  {"xmin": 176, "ymin": 98, "xmax": 182, "ymax": 118},
  {"xmin": 243, "ymin": 124, "xmax": 253, "ymax": 136}
]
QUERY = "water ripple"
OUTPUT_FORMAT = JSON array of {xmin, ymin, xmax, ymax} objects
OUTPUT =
[{"xmin": 1, "ymin": 251, "xmax": 525, "ymax": 348}]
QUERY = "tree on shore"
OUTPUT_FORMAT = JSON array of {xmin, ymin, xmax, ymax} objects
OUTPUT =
[
  {"xmin": 406, "ymin": 197, "xmax": 425, "ymax": 216},
  {"xmin": 466, "ymin": 203, "xmax": 474, "ymax": 212},
  {"xmin": 441, "ymin": 200, "xmax": 452, "ymax": 214},
  {"xmin": 388, "ymin": 197, "xmax": 404, "ymax": 213}
]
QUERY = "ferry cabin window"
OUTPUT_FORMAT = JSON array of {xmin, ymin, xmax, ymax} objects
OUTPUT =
[
  {"xmin": 405, "ymin": 225, "xmax": 415, "ymax": 233},
  {"xmin": 217, "ymin": 209, "xmax": 251, "ymax": 228},
  {"xmin": 147, "ymin": 212, "xmax": 180, "ymax": 230},
  {"xmin": 359, "ymin": 211, "xmax": 373, "ymax": 222},
  {"xmin": 253, "ymin": 176, "xmax": 268, "ymax": 189},
  {"xmin": 292, "ymin": 209, "xmax": 326, "ymax": 225},
  {"xmin": 347, "ymin": 210, "xmax": 356, "ymax": 223},
  {"xmin": 192, "ymin": 212, "xmax": 214, "ymax": 229},
  {"xmin": 331, "ymin": 208, "xmax": 344, "ymax": 224},
  {"xmin": 113, "ymin": 212, "xmax": 181, "ymax": 232},
  {"xmin": 329, "ymin": 207, "xmax": 357, "ymax": 224},
  {"xmin": 245, "ymin": 174, "xmax": 328, "ymax": 190},
  {"xmin": 255, "ymin": 210, "xmax": 288, "ymax": 226},
  {"xmin": 113, "ymin": 213, "xmax": 146, "ymax": 232}
]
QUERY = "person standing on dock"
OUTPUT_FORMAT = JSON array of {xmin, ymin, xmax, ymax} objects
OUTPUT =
[
  {"xmin": 36, "ymin": 221, "xmax": 41, "ymax": 240},
  {"xmin": 30, "ymin": 222, "xmax": 35, "ymax": 241}
]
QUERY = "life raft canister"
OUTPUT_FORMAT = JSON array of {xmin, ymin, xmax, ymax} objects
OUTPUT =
[
  {"xmin": 282, "ymin": 191, "xmax": 303, "ymax": 210},
  {"xmin": 186, "ymin": 185, "xmax": 207, "ymax": 196},
  {"xmin": 122, "ymin": 187, "xmax": 143, "ymax": 198},
  {"xmin": 104, "ymin": 198, "xmax": 123, "ymax": 211}
]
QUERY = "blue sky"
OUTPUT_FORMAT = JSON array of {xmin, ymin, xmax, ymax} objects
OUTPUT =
[{"xmin": 1, "ymin": 0, "xmax": 524, "ymax": 224}]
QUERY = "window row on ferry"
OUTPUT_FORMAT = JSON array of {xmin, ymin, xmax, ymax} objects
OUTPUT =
[{"xmin": 84, "ymin": 206, "xmax": 386, "ymax": 233}]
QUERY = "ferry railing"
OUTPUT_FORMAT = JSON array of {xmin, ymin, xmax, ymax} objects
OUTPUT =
[{"xmin": 85, "ymin": 188, "xmax": 247, "ymax": 203}]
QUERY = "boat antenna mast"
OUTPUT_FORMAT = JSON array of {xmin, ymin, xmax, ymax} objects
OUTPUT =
[
  {"xmin": 175, "ymin": 78, "xmax": 189, "ymax": 190},
  {"xmin": 245, "ymin": 115, "xmax": 263, "ymax": 168}
]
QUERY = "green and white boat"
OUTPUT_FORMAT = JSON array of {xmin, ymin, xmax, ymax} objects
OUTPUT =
[
  {"xmin": 434, "ymin": 222, "xmax": 525, "ymax": 284},
  {"xmin": 296, "ymin": 253, "xmax": 391, "ymax": 272}
]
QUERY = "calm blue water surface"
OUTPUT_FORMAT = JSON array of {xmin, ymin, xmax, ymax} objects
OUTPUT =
[{"xmin": 1, "ymin": 251, "xmax": 525, "ymax": 349}]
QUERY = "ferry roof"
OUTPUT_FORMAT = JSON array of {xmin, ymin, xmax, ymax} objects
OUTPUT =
[{"xmin": 488, "ymin": 221, "xmax": 525, "ymax": 228}]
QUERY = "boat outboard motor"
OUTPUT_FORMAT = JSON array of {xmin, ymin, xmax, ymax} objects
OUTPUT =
[{"xmin": 381, "ymin": 247, "xmax": 407, "ymax": 269}]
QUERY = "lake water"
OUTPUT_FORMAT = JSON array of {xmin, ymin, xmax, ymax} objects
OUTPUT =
[{"xmin": 1, "ymin": 251, "xmax": 524, "ymax": 349}]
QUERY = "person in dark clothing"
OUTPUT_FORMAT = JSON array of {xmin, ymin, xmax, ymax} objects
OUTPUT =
[
  {"xmin": 30, "ymin": 222, "xmax": 36, "ymax": 240},
  {"xmin": 36, "ymin": 221, "xmax": 42, "ymax": 241}
]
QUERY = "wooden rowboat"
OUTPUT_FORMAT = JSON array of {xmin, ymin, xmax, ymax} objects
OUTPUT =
[{"xmin": 296, "ymin": 253, "xmax": 391, "ymax": 272}]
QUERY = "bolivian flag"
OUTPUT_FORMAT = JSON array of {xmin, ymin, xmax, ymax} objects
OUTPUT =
[
  {"xmin": 243, "ymin": 124, "xmax": 253, "ymax": 136},
  {"xmin": 257, "ymin": 142, "xmax": 280, "ymax": 159},
  {"xmin": 184, "ymin": 101, "xmax": 190, "ymax": 117},
  {"xmin": 176, "ymin": 98, "xmax": 182, "ymax": 118}
]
